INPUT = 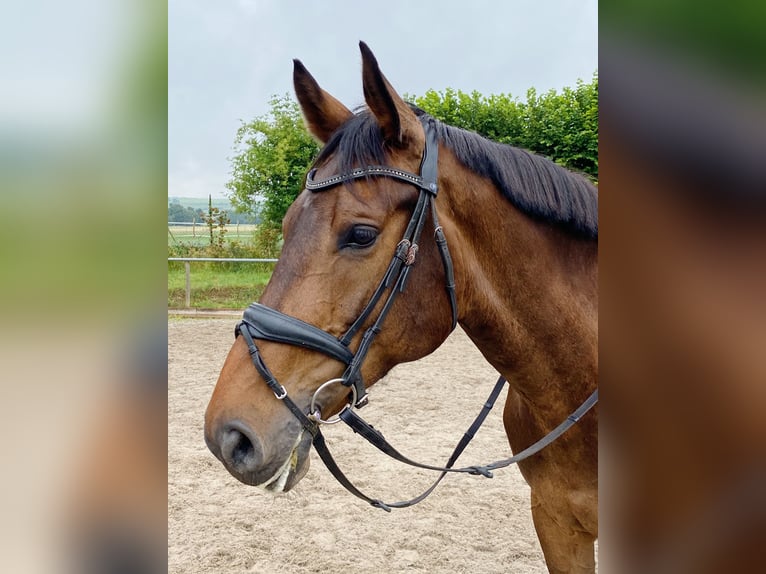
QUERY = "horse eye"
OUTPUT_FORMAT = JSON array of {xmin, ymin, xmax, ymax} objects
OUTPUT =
[{"xmin": 344, "ymin": 225, "xmax": 378, "ymax": 248}]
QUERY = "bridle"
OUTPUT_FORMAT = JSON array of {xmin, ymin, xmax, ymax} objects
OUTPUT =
[
  {"xmin": 235, "ymin": 120, "xmax": 453, "ymax": 417},
  {"xmin": 234, "ymin": 119, "xmax": 598, "ymax": 511}
]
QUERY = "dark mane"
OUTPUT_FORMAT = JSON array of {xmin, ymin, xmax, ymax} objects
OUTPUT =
[{"xmin": 313, "ymin": 108, "xmax": 598, "ymax": 239}]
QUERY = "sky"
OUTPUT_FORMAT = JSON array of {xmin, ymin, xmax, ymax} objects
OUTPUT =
[{"xmin": 169, "ymin": 0, "xmax": 597, "ymax": 199}]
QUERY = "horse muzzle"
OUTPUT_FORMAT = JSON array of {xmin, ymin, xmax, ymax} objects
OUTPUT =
[{"xmin": 205, "ymin": 419, "xmax": 312, "ymax": 492}]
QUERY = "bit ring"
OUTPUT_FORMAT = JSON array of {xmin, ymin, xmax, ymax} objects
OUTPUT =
[{"xmin": 309, "ymin": 378, "xmax": 358, "ymax": 425}]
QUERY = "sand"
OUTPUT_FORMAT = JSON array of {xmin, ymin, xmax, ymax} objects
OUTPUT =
[{"xmin": 169, "ymin": 317, "xmax": 546, "ymax": 573}]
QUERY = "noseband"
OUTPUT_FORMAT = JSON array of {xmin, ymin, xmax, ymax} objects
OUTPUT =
[{"xmin": 235, "ymin": 121, "xmax": 456, "ymax": 419}]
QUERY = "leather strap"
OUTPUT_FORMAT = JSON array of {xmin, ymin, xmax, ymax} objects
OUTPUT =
[
  {"xmin": 315, "ymin": 380, "xmax": 598, "ymax": 511},
  {"xmin": 479, "ymin": 388, "xmax": 598, "ymax": 474},
  {"xmin": 236, "ymin": 320, "xmax": 319, "ymax": 437},
  {"xmin": 339, "ymin": 190, "xmax": 436, "ymax": 406},
  {"xmin": 418, "ymin": 123, "xmax": 439, "ymax": 193},
  {"xmin": 338, "ymin": 193, "xmax": 427, "ymax": 347},
  {"xmin": 338, "ymin": 375, "xmax": 508, "ymax": 476},
  {"xmin": 431, "ymin": 201, "xmax": 458, "ymax": 330},
  {"xmin": 241, "ymin": 303, "xmax": 353, "ymax": 365},
  {"xmin": 306, "ymin": 165, "xmax": 436, "ymax": 194}
]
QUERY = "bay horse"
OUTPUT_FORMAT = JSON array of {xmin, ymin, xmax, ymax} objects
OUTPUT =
[{"xmin": 205, "ymin": 42, "xmax": 598, "ymax": 573}]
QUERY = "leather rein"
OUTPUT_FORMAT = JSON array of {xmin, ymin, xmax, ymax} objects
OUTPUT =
[{"xmin": 234, "ymin": 121, "xmax": 598, "ymax": 511}]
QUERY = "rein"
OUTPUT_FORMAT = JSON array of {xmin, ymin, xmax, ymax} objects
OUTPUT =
[{"xmin": 234, "ymin": 121, "xmax": 598, "ymax": 511}]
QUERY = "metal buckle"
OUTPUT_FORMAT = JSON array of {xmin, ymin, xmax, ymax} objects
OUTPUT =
[
  {"xmin": 309, "ymin": 378, "xmax": 358, "ymax": 425},
  {"xmin": 405, "ymin": 243, "xmax": 418, "ymax": 266}
]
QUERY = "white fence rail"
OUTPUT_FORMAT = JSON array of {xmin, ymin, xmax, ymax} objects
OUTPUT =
[{"xmin": 168, "ymin": 257, "xmax": 278, "ymax": 308}]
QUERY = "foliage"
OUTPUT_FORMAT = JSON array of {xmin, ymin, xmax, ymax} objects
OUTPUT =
[
  {"xmin": 226, "ymin": 94, "xmax": 320, "ymax": 230},
  {"xmin": 200, "ymin": 194, "xmax": 230, "ymax": 253},
  {"xmin": 167, "ymin": 220, "xmax": 278, "ymax": 309},
  {"xmin": 168, "ymin": 199, "xmax": 203, "ymax": 222},
  {"xmin": 168, "ymin": 220, "xmax": 280, "ymax": 264},
  {"xmin": 250, "ymin": 225, "xmax": 282, "ymax": 258},
  {"xmin": 409, "ymin": 75, "xmax": 599, "ymax": 179},
  {"xmin": 168, "ymin": 235, "xmax": 264, "ymax": 261}
]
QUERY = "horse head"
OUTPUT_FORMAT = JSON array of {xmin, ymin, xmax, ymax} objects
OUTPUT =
[{"xmin": 204, "ymin": 43, "xmax": 456, "ymax": 491}]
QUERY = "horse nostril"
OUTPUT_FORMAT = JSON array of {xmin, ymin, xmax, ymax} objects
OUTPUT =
[
  {"xmin": 219, "ymin": 422, "xmax": 263, "ymax": 475},
  {"xmin": 227, "ymin": 431, "xmax": 252, "ymax": 465}
]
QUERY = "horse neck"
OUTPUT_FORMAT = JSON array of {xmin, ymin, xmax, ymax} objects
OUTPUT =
[{"xmin": 437, "ymin": 150, "xmax": 598, "ymax": 404}]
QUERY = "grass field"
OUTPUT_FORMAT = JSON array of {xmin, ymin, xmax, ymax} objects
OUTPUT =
[
  {"xmin": 167, "ymin": 219, "xmax": 280, "ymax": 309},
  {"xmin": 168, "ymin": 224, "xmax": 258, "ymax": 248},
  {"xmin": 168, "ymin": 260, "xmax": 274, "ymax": 309}
]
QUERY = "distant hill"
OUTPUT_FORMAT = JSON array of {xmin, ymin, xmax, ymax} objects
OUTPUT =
[
  {"xmin": 168, "ymin": 197, "xmax": 257, "ymax": 224},
  {"xmin": 169, "ymin": 197, "xmax": 233, "ymax": 211}
]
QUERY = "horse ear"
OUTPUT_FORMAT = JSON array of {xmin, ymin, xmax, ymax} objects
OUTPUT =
[
  {"xmin": 359, "ymin": 42, "xmax": 423, "ymax": 148},
  {"xmin": 293, "ymin": 59, "xmax": 353, "ymax": 144}
]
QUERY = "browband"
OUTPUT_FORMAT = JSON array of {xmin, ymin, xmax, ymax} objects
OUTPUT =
[
  {"xmin": 305, "ymin": 122, "xmax": 440, "ymax": 195},
  {"xmin": 305, "ymin": 165, "xmax": 437, "ymax": 194}
]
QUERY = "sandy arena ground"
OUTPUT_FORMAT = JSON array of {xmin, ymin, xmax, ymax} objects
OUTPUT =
[{"xmin": 169, "ymin": 317, "xmax": 548, "ymax": 573}]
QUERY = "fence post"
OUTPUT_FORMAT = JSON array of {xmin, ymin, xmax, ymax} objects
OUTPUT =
[{"xmin": 184, "ymin": 261, "xmax": 191, "ymax": 308}]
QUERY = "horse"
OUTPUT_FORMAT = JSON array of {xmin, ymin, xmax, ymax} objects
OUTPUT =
[{"xmin": 205, "ymin": 42, "xmax": 598, "ymax": 573}]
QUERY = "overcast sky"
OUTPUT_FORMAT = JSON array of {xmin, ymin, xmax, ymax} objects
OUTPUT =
[{"xmin": 169, "ymin": 0, "xmax": 597, "ymax": 199}]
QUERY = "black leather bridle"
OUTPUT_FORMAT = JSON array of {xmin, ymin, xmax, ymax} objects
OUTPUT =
[
  {"xmin": 235, "ymin": 121, "xmax": 454, "ymax": 415},
  {"xmin": 234, "ymin": 120, "xmax": 598, "ymax": 511}
]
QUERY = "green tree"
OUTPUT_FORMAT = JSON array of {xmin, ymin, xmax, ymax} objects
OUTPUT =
[
  {"xmin": 168, "ymin": 199, "xmax": 203, "ymax": 222},
  {"xmin": 410, "ymin": 74, "xmax": 598, "ymax": 180},
  {"xmin": 226, "ymin": 94, "xmax": 320, "ymax": 229}
]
